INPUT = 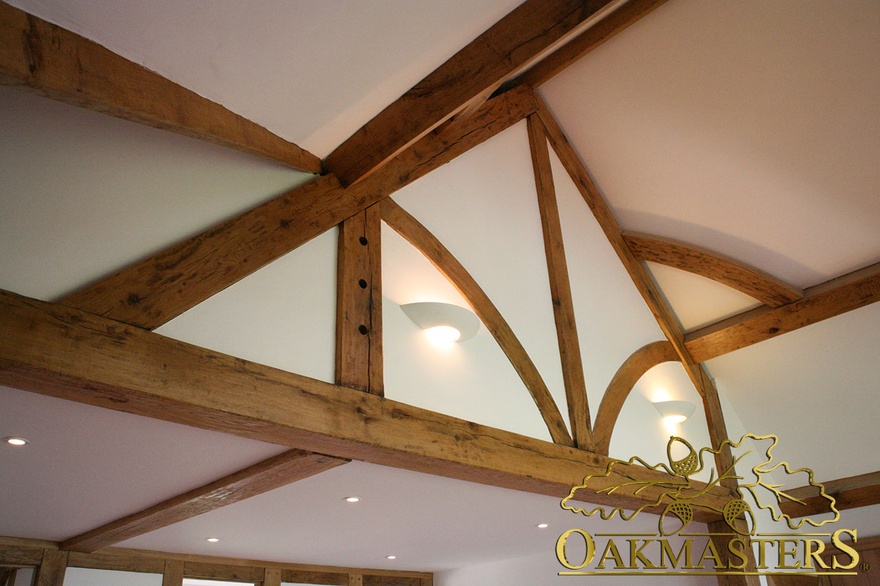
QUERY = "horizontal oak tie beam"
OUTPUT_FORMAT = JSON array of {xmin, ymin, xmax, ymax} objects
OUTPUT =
[{"xmin": 0, "ymin": 288, "xmax": 730, "ymax": 517}]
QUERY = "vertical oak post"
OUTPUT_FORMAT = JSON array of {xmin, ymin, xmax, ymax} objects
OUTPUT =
[
  {"xmin": 34, "ymin": 550, "xmax": 67, "ymax": 586},
  {"xmin": 263, "ymin": 567, "xmax": 282, "ymax": 586},
  {"xmin": 336, "ymin": 204, "xmax": 384, "ymax": 395},
  {"xmin": 162, "ymin": 559, "xmax": 184, "ymax": 586}
]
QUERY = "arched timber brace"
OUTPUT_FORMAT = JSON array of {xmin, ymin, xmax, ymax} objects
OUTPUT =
[
  {"xmin": 592, "ymin": 341, "xmax": 679, "ymax": 455},
  {"xmin": 336, "ymin": 204, "xmax": 383, "ymax": 395},
  {"xmin": 380, "ymin": 198, "xmax": 573, "ymax": 447},
  {"xmin": 623, "ymin": 231, "xmax": 803, "ymax": 307}
]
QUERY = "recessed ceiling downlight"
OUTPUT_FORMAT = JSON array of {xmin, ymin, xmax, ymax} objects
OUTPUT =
[
  {"xmin": 3, "ymin": 436, "xmax": 28, "ymax": 446},
  {"xmin": 344, "ymin": 496, "xmax": 361, "ymax": 503},
  {"xmin": 205, "ymin": 537, "xmax": 220, "ymax": 543},
  {"xmin": 386, "ymin": 555, "xmax": 397, "ymax": 560}
]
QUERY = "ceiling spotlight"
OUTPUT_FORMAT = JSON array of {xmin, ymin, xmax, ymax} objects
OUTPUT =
[
  {"xmin": 400, "ymin": 302, "xmax": 480, "ymax": 348},
  {"xmin": 3, "ymin": 437, "xmax": 29, "ymax": 446},
  {"xmin": 205, "ymin": 537, "xmax": 220, "ymax": 543},
  {"xmin": 344, "ymin": 496, "xmax": 361, "ymax": 503},
  {"xmin": 536, "ymin": 523, "xmax": 549, "ymax": 529},
  {"xmin": 653, "ymin": 400, "xmax": 696, "ymax": 427},
  {"xmin": 386, "ymin": 555, "xmax": 397, "ymax": 560}
]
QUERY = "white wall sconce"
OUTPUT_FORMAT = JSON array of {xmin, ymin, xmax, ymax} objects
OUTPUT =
[
  {"xmin": 653, "ymin": 400, "xmax": 696, "ymax": 428},
  {"xmin": 400, "ymin": 302, "xmax": 480, "ymax": 347}
]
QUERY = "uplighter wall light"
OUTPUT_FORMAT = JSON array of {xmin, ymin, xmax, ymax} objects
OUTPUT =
[
  {"xmin": 400, "ymin": 302, "xmax": 480, "ymax": 348},
  {"xmin": 653, "ymin": 400, "xmax": 696, "ymax": 427}
]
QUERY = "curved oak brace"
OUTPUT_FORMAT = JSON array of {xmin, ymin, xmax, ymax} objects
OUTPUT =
[
  {"xmin": 592, "ymin": 341, "xmax": 679, "ymax": 455},
  {"xmin": 623, "ymin": 232, "xmax": 803, "ymax": 308},
  {"xmin": 380, "ymin": 198, "xmax": 573, "ymax": 447}
]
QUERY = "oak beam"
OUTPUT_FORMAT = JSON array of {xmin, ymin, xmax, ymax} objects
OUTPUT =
[
  {"xmin": 324, "ymin": 0, "xmax": 614, "ymax": 186},
  {"xmin": 336, "ymin": 205, "xmax": 383, "ymax": 395},
  {"xmin": 0, "ymin": 288, "xmax": 732, "ymax": 517},
  {"xmin": 61, "ymin": 86, "xmax": 537, "ymax": 331},
  {"xmin": 527, "ymin": 114, "xmax": 591, "ymax": 449},
  {"xmin": 510, "ymin": 0, "xmax": 669, "ymax": 89},
  {"xmin": 624, "ymin": 232, "xmax": 803, "ymax": 308},
  {"xmin": 592, "ymin": 341, "xmax": 678, "ymax": 455},
  {"xmin": 34, "ymin": 550, "xmax": 67, "ymax": 586},
  {"xmin": 380, "ymin": 199, "xmax": 573, "ymax": 447},
  {"xmin": 686, "ymin": 261, "xmax": 880, "ymax": 362},
  {"xmin": 60, "ymin": 449, "xmax": 347, "ymax": 553},
  {"xmin": 779, "ymin": 470, "xmax": 880, "ymax": 519},
  {"xmin": 0, "ymin": 2, "xmax": 320, "ymax": 173},
  {"xmin": 162, "ymin": 560, "xmax": 184, "ymax": 586}
]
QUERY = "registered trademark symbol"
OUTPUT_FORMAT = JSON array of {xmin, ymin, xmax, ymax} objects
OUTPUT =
[{"xmin": 861, "ymin": 561, "xmax": 871, "ymax": 572}]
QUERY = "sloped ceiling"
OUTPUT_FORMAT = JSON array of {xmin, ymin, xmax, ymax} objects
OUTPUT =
[{"xmin": 1, "ymin": 0, "xmax": 879, "ymax": 577}]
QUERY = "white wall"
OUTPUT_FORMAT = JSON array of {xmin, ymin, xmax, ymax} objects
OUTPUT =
[{"xmin": 435, "ymin": 552, "xmax": 716, "ymax": 586}]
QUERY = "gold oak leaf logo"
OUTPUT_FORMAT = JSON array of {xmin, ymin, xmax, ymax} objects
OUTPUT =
[{"xmin": 561, "ymin": 433, "xmax": 840, "ymax": 536}]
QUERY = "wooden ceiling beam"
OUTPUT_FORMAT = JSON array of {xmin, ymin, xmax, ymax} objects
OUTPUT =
[
  {"xmin": 323, "ymin": 0, "xmax": 615, "ymax": 187},
  {"xmin": 0, "ymin": 288, "xmax": 731, "ymax": 518},
  {"xmin": 686, "ymin": 261, "xmax": 880, "ymax": 363},
  {"xmin": 624, "ymin": 231, "xmax": 804, "ymax": 307},
  {"xmin": 60, "ymin": 450, "xmax": 347, "ymax": 553},
  {"xmin": 509, "ymin": 0, "xmax": 669, "ymax": 89},
  {"xmin": 779, "ymin": 470, "xmax": 880, "ymax": 519},
  {"xmin": 527, "ymin": 115, "xmax": 591, "ymax": 449},
  {"xmin": 0, "ymin": 2, "xmax": 321, "ymax": 174},
  {"xmin": 60, "ymin": 86, "xmax": 536, "ymax": 330}
]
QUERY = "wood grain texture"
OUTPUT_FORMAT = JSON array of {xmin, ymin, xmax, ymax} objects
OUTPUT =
[
  {"xmin": 0, "ymin": 288, "xmax": 732, "ymax": 517},
  {"xmin": 60, "ymin": 86, "xmax": 536, "ymax": 331},
  {"xmin": 624, "ymin": 231, "xmax": 803, "ymax": 308},
  {"xmin": 324, "ymin": 0, "xmax": 612, "ymax": 186},
  {"xmin": 686, "ymin": 261, "xmax": 880, "ymax": 362},
  {"xmin": 34, "ymin": 550, "xmax": 67, "ymax": 586},
  {"xmin": 779, "ymin": 470, "xmax": 880, "ymax": 518},
  {"xmin": 534, "ymin": 95, "xmax": 739, "ymax": 489},
  {"xmin": 511, "ymin": 0, "xmax": 669, "ymax": 89},
  {"xmin": 162, "ymin": 560, "xmax": 184, "ymax": 586},
  {"xmin": 380, "ymin": 199, "xmax": 573, "ymax": 447},
  {"xmin": 0, "ymin": 2, "xmax": 320, "ymax": 173},
  {"xmin": 349, "ymin": 574, "xmax": 364, "ymax": 586},
  {"xmin": 527, "ymin": 114, "xmax": 591, "ymax": 449},
  {"xmin": 61, "ymin": 450, "xmax": 347, "ymax": 552},
  {"xmin": 263, "ymin": 567, "xmax": 282, "ymax": 586},
  {"xmin": 336, "ymin": 205, "xmax": 383, "ymax": 395},
  {"xmin": 593, "ymin": 341, "xmax": 678, "ymax": 455}
]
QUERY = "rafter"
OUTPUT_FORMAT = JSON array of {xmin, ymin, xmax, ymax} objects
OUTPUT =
[
  {"xmin": 624, "ymin": 231, "xmax": 804, "ymax": 308},
  {"xmin": 0, "ymin": 288, "xmax": 734, "ymax": 517},
  {"xmin": 60, "ymin": 85, "xmax": 537, "ymax": 331},
  {"xmin": 60, "ymin": 449, "xmax": 347, "ymax": 553},
  {"xmin": 324, "ymin": 0, "xmax": 615, "ymax": 186},
  {"xmin": 0, "ymin": 2, "xmax": 320, "ymax": 174},
  {"xmin": 509, "ymin": 0, "xmax": 669, "ymax": 89},
  {"xmin": 380, "ymin": 199, "xmax": 573, "ymax": 447},
  {"xmin": 527, "ymin": 114, "xmax": 591, "ymax": 449},
  {"xmin": 592, "ymin": 341, "xmax": 678, "ymax": 455},
  {"xmin": 686, "ymin": 261, "xmax": 880, "ymax": 362}
]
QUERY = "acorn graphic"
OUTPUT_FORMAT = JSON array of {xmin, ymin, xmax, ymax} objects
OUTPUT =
[
  {"xmin": 660, "ymin": 500, "xmax": 694, "ymax": 536},
  {"xmin": 667, "ymin": 436, "xmax": 699, "ymax": 478}
]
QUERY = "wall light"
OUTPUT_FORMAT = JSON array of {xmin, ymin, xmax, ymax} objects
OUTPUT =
[
  {"xmin": 653, "ymin": 400, "xmax": 695, "ymax": 427},
  {"xmin": 400, "ymin": 302, "xmax": 480, "ymax": 348}
]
